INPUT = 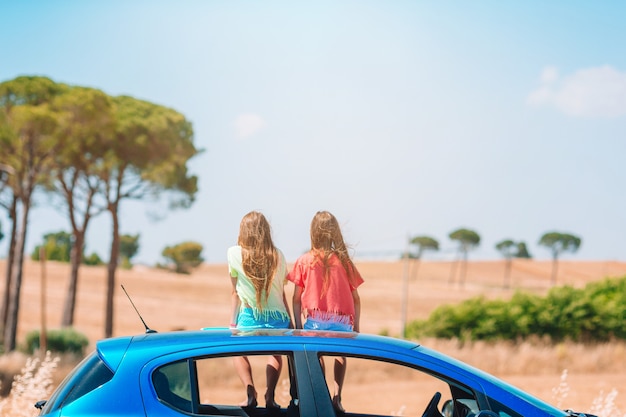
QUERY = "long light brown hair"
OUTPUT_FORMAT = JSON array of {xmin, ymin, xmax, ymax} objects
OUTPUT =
[
  {"xmin": 309, "ymin": 211, "xmax": 357, "ymax": 295},
  {"xmin": 238, "ymin": 211, "xmax": 278, "ymax": 310}
]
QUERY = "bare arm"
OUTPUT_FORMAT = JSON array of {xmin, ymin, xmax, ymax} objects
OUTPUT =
[
  {"xmin": 282, "ymin": 291, "xmax": 294, "ymax": 329},
  {"xmin": 352, "ymin": 289, "xmax": 361, "ymax": 333},
  {"xmin": 230, "ymin": 276, "xmax": 241, "ymax": 327},
  {"xmin": 292, "ymin": 285, "xmax": 304, "ymax": 329}
]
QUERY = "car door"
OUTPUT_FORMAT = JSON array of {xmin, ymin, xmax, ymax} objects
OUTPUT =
[{"xmin": 298, "ymin": 341, "xmax": 487, "ymax": 417}]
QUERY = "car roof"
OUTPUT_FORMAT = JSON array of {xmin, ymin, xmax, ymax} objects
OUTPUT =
[{"xmin": 96, "ymin": 328, "xmax": 420, "ymax": 371}]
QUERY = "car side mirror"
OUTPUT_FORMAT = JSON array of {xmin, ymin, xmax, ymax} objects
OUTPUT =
[{"xmin": 34, "ymin": 400, "xmax": 47, "ymax": 410}]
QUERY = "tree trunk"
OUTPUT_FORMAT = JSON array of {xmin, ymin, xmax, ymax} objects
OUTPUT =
[
  {"xmin": 411, "ymin": 258, "xmax": 422, "ymax": 281},
  {"xmin": 61, "ymin": 231, "xmax": 85, "ymax": 327},
  {"xmin": 3, "ymin": 199, "xmax": 30, "ymax": 351},
  {"xmin": 400, "ymin": 253, "xmax": 410, "ymax": 339},
  {"xmin": 460, "ymin": 250, "xmax": 468, "ymax": 287},
  {"xmin": 551, "ymin": 255, "xmax": 559, "ymax": 286},
  {"xmin": 1, "ymin": 197, "xmax": 17, "ymax": 330},
  {"xmin": 59, "ymin": 172, "xmax": 97, "ymax": 329},
  {"xmin": 104, "ymin": 203, "xmax": 120, "ymax": 338},
  {"xmin": 448, "ymin": 258, "xmax": 458, "ymax": 285},
  {"xmin": 504, "ymin": 258, "xmax": 512, "ymax": 289}
]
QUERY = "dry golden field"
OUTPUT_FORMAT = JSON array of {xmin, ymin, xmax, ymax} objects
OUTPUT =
[{"xmin": 4, "ymin": 258, "xmax": 626, "ymax": 413}]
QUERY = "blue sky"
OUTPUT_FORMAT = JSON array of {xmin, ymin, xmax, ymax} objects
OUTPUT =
[{"xmin": 1, "ymin": 1, "xmax": 625, "ymax": 264}]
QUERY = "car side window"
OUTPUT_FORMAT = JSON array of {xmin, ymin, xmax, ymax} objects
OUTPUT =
[
  {"xmin": 318, "ymin": 354, "xmax": 477, "ymax": 417},
  {"xmin": 153, "ymin": 354, "xmax": 295, "ymax": 416},
  {"xmin": 195, "ymin": 354, "xmax": 294, "ymax": 410},
  {"xmin": 153, "ymin": 361, "xmax": 193, "ymax": 413}
]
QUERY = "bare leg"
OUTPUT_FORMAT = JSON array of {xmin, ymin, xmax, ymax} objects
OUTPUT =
[
  {"xmin": 265, "ymin": 355, "xmax": 283, "ymax": 408},
  {"xmin": 233, "ymin": 356, "xmax": 257, "ymax": 407},
  {"xmin": 332, "ymin": 356, "xmax": 347, "ymax": 413}
]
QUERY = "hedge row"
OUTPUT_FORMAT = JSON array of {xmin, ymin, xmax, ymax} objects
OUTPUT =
[
  {"xmin": 406, "ymin": 276, "xmax": 626, "ymax": 342},
  {"xmin": 24, "ymin": 328, "xmax": 89, "ymax": 355}
]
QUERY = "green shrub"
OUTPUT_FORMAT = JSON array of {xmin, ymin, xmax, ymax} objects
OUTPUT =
[
  {"xmin": 162, "ymin": 241, "xmax": 204, "ymax": 274},
  {"xmin": 83, "ymin": 252, "xmax": 104, "ymax": 266},
  {"xmin": 24, "ymin": 328, "xmax": 89, "ymax": 355},
  {"xmin": 406, "ymin": 276, "xmax": 626, "ymax": 342},
  {"xmin": 30, "ymin": 231, "xmax": 72, "ymax": 262}
]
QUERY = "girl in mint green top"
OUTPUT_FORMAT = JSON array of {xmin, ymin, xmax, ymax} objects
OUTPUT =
[
  {"xmin": 227, "ymin": 245, "xmax": 291, "ymax": 327},
  {"xmin": 227, "ymin": 211, "xmax": 292, "ymax": 410}
]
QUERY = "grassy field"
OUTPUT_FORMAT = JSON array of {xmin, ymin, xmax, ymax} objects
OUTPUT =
[{"xmin": 3, "ymin": 258, "xmax": 626, "ymax": 413}]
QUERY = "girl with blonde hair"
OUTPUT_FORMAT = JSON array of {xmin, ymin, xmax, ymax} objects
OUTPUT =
[
  {"xmin": 288, "ymin": 210, "xmax": 364, "ymax": 412},
  {"xmin": 227, "ymin": 211, "xmax": 292, "ymax": 409}
]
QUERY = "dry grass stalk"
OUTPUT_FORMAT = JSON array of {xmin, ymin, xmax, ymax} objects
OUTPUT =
[
  {"xmin": 0, "ymin": 352, "xmax": 59, "ymax": 417},
  {"xmin": 552, "ymin": 369, "xmax": 570, "ymax": 409},
  {"xmin": 552, "ymin": 369, "xmax": 625, "ymax": 417},
  {"xmin": 589, "ymin": 389, "xmax": 624, "ymax": 417}
]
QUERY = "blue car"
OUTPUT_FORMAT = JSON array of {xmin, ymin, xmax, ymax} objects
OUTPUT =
[{"xmin": 36, "ymin": 328, "xmax": 592, "ymax": 417}]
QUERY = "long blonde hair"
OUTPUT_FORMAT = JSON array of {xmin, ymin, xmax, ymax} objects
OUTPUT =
[
  {"xmin": 309, "ymin": 211, "xmax": 357, "ymax": 294},
  {"xmin": 238, "ymin": 211, "xmax": 278, "ymax": 310}
]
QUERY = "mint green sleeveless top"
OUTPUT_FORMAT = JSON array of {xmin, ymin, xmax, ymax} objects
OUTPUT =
[{"xmin": 227, "ymin": 246, "xmax": 290, "ymax": 321}]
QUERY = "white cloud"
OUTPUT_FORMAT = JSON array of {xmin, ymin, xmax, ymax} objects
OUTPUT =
[
  {"xmin": 539, "ymin": 66, "xmax": 560, "ymax": 84},
  {"xmin": 234, "ymin": 113, "xmax": 267, "ymax": 139},
  {"xmin": 527, "ymin": 65, "xmax": 626, "ymax": 118}
]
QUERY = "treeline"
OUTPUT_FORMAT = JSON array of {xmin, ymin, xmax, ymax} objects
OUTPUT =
[
  {"xmin": 408, "ymin": 229, "xmax": 582, "ymax": 287},
  {"xmin": 30, "ymin": 231, "xmax": 138, "ymax": 267},
  {"xmin": 0, "ymin": 75, "xmax": 200, "ymax": 351},
  {"xmin": 31, "ymin": 230, "xmax": 204, "ymax": 273},
  {"xmin": 406, "ymin": 276, "xmax": 626, "ymax": 342}
]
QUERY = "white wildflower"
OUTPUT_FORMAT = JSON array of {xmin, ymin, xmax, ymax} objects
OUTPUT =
[
  {"xmin": 0, "ymin": 352, "xmax": 59, "ymax": 417},
  {"xmin": 552, "ymin": 369, "xmax": 570, "ymax": 409},
  {"xmin": 589, "ymin": 388, "xmax": 623, "ymax": 417}
]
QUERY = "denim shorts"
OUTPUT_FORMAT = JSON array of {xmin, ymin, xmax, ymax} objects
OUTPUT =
[
  {"xmin": 236, "ymin": 307, "xmax": 290, "ymax": 329},
  {"xmin": 303, "ymin": 317, "xmax": 353, "ymax": 332}
]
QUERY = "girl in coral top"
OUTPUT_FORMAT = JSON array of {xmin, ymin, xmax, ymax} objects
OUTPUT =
[
  {"xmin": 228, "ymin": 211, "xmax": 293, "ymax": 410},
  {"xmin": 288, "ymin": 211, "xmax": 363, "ymax": 413}
]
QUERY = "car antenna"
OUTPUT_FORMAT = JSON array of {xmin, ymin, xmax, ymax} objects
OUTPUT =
[{"xmin": 121, "ymin": 284, "xmax": 157, "ymax": 334}]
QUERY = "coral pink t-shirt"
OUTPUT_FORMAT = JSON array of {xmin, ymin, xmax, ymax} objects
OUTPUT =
[{"xmin": 288, "ymin": 251, "xmax": 363, "ymax": 324}]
